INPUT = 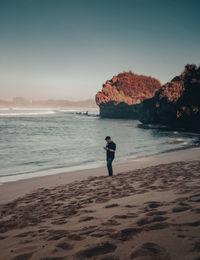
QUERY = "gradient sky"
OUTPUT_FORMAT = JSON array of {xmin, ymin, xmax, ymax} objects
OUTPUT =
[{"xmin": 0, "ymin": 0, "xmax": 199, "ymax": 101}]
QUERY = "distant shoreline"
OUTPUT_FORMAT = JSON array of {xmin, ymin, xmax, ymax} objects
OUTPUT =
[
  {"xmin": 0, "ymin": 97, "xmax": 98, "ymax": 109},
  {"xmin": 0, "ymin": 107, "xmax": 99, "ymax": 117}
]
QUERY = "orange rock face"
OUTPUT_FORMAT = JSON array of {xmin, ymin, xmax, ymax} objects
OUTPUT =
[{"xmin": 95, "ymin": 72, "xmax": 161, "ymax": 107}]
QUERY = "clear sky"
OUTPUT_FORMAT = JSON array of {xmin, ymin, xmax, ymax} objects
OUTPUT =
[{"xmin": 0, "ymin": 0, "xmax": 199, "ymax": 101}]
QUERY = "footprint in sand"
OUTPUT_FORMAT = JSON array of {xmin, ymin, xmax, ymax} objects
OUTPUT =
[
  {"xmin": 105, "ymin": 203, "xmax": 119, "ymax": 208},
  {"xmin": 189, "ymin": 194, "xmax": 200, "ymax": 203},
  {"xmin": 130, "ymin": 242, "xmax": 170, "ymax": 260},
  {"xmin": 81, "ymin": 210, "xmax": 95, "ymax": 213},
  {"xmin": 183, "ymin": 220, "xmax": 200, "ymax": 227},
  {"xmin": 112, "ymin": 213, "xmax": 137, "ymax": 219},
  {"xmin": 177, "ymin": 234, "xmax": 185, "ymax": 238},
  {"xmin": 46, "ymin": 230, "xmax": 69, "ymax": 241},
  {"xmin": 193, "ymin": 208, "xmax": 200, "ymax": 214},
  {"xmin": 76, "ymin": 241, "xmax": 116, "ymax": 258},
  {"xmin": 137, "ymin": 216, "xmax": 168, "ymax": 226},
  {"xmin": 110, "ymin": 227, "xmax": 141, "ymax": 241},
  {"xmin": 101, "ymin": 219, "xmax": 120, "ymax": 226},
  {"xmin": 56, "ymin": 241, "xmax": 73, "ymax": 250},
  {"xmin": 78, "ymin": 225, "xmax": 98, "ymax": 236},
  {"xmin": 11, "ymin": 252, "xmax": 33, "ymax": 260},
  {"xmin": 146, "ymin": 210, "xmax": 167, "ymax": 216},
  {"xmin": 100, "ymin": 255, "xmax": 120, "ymax": 260},
  {"xmin": 79, "ymin": 216, "xmax": 94, "ymax": 222},
  {"xmin": 145, "ymin": 222, "xmax": 169, "ymax": 231},
  {"xmin": 144, "ymin": 201, "xmax": 163, "ymax": 209},
  {"xmin": 124, "ymin": 204, "xmax": 136, "ymax": 208},
  {"xmin": 91, "ymin": 232, "xmax": 108, "ymax": 238},
  {"xmin": 15, "ymin": 231, "xmax": 36, "ymax": 238},
  {"xmin": 19, "ymin": 239, "xmax": 33, "ymax": 244},
  {"xmin": 172, "ymin": 205, "xmax": 191, "ymax": 213},
  {"xmin": 95, "ymin": 198, "xmax": 110, "ymax": 203},
  {"xmin": 51, "ymin": 219, "xmax": 67, "ymax": 225},
  {"xmin": 172, "ymin": 196, "xmax": 189, "ymax": 203},
  {"xmin": 38, "ymin": 228, "xmax": 46, "ymax": 233},
  {"xmin": 40, "ymin": 257, "xmax": 67, "ymax": 260},
  {"xmin": 136, "ymin": 189, "xmax": 149, "ymax": 194},
  {"xmin": 90, "ymin": 228, "xmax": 115, "ymax": 238},
  {"xmin": 136, "ymin": 214, "xmax": 169, "ymax": 231},
  {"xmin": 191, "ymin": 241, "xmax": 200, "ymax": 252},
  {"xmin": 67, "ymin": 234, "xmax": 83, "ymax": 241}
]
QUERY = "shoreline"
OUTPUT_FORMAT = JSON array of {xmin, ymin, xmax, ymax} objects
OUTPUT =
[
  {"xmin": 0, "ymin": 150, "xmax": 200, "ymax": 259},
  {"xmin": 0, "ymin": 146, "xmax": 200, "ymax": 205},
  {"xmin": 1, "ymin": 141, "xmax": 196, "ymax": 184}
]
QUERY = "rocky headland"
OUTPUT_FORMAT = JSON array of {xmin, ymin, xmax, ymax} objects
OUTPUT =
[
  {"xmin": 95, "ymin": 65, "xmax": 200, "ymax": 131},
  {"xmin": 139, "ymin": 64, "xmax": 200, "ymax": 131},
  {"xmin": 95, "ymin": 72, "xmax": 161, "ymax": 118}
]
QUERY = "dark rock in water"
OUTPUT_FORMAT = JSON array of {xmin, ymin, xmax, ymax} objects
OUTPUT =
[
  {"xmin": 139, "ymin": 64, "xmax": 200, "ymax": 131},
  {"xmin": 99, "ymin": 101, "xmax": 141, "ymax": 118},
  {"xmin": 139, "ymin": 97, "xmax": 160, "ymax": 124},
  {"xmin": 95, "ymin": 72, "xmax": 161, "ymax": 118}
]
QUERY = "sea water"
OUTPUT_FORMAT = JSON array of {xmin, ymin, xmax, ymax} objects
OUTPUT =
[{"xmin": 0, "ymin": 108, "xmax": 199, "ymax": 183}]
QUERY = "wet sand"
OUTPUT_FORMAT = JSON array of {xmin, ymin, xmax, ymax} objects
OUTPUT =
[{"xmin": 0, "ymin": 148, "xmax": 200, "ymax": 260}]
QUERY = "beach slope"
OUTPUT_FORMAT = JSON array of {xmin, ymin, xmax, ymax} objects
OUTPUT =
[{"xmin": 0, "ymin": 149, "xmax": 200, "ymax": 259}]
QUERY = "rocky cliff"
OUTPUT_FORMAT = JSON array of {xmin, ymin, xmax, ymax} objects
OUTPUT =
[
  {"xmin": 139, "ymin": 64, "xmax": 200, "ymax": 131},
  {"xmin": 95, "ymin": 72, "xmax": 161, "ymax": 118}
]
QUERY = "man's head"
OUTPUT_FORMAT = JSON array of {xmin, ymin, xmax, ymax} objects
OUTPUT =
[{"xmin": 105, "ymin": 136, "xmax": 111, "ymax": 143}]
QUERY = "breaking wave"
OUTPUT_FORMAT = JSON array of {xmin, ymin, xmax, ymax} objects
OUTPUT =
[{"xmin": 0, "ymin": 109, "xmax": 56, "ymax": 116}]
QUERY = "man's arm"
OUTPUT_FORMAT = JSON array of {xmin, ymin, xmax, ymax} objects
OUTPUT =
[
  {"xmin": 108, "ymin": 148, "xmax": 115, "ymax": 152},
  {"xmin": 108, "ymin": 143, "xmax": 116, "ymax": 152},
  {"xmin": 104, "ymin": 147, "xmax": 115, "ymax": 152}
]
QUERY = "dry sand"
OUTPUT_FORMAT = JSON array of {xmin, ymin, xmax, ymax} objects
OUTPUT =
[{"xmin": 0, "ymin": 148, "xmax": 200, "ymax": 260}]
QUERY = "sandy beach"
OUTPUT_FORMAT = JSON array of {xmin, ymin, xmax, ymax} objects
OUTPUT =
[{"xmin": 0, "ymin": 148, "xmax": 200, "ymax": 260}]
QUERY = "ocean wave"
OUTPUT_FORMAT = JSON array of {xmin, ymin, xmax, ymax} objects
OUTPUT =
[
  {"xmin": 0, "ymin": 110, "xmax": 56, "ymax": 116},
  {"xmin": 166, "ymin": 138, "xmax": 185, "ymax": 144},
  {"xmin": 0, "ymin": 107, "xmax": 10, "ymax": 111}
]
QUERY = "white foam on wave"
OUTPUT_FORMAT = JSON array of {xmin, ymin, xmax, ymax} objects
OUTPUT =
[
  {"xmin": 11, "ymin": 107, "xmax": 55, "ymax": 111},
  {"xmin": 0, "ymin": 107, "xmax": 9, "ymax": 111},
  {"xmin": 58, "ymin": 109, "xmax": 83, "ymax": 112},
  {"xmin": 166, "ymin": 138, "xmax": 185, "ymax": 144},
  {"xmin": 0, "ymin": 110, "xmax": 56, "ymax": 116}
]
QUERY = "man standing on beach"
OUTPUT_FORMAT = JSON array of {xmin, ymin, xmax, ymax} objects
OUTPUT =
[{"xmin": 104, "ymin": 136, "xmax": 116, "ymax": 176}]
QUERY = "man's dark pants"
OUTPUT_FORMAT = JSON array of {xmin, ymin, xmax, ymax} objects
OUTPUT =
[{"xmin": 107, "ymin": 157, "xmax": 114, "ymax": 176}]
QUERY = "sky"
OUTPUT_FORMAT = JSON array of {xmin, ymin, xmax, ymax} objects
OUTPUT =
[{"xmin": 0, "ymin": 0, "xmax": 200, "ymax": 101}]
